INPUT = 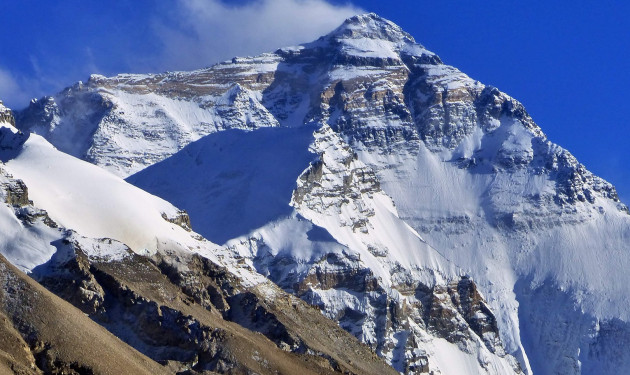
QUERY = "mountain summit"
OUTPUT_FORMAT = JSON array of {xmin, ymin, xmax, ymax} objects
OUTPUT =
[
  {"xmin": 7, "ymin": 13, "xmax": 630, "ymax": 375},
  {"xmin": 325, "ymin": 12, "xmax": 417, "ymax": 46}
]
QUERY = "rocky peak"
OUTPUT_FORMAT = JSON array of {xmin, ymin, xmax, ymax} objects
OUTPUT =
[
  {"xmin": 327, "ymin": 13, "xmax": 415, "ymax": 44},
  {"xmin": 309, "ymin": 13, "xmax": 436, "ymax": 68},
  {"xmin": 17, "ymin": 96, "xmax": 59, "ymax": 130}
]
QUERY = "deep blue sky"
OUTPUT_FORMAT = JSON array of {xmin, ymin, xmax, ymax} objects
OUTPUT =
[{"xmin": 0, "ymin": 1, "xmax": 628, "ymax": 203}]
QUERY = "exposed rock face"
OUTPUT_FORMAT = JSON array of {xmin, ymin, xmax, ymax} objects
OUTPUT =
[
  {"xmin": 0, "ymin": 101, "xmax": 14, "ymax": 127},
  {"xmin": 0, "ymin": 165, "xmax": 57, "ymax": 228},
  {"xmin": 12, "ymin": 11, "xmax": 630, "ymax": 375},
  {"xmin": 293, "ymin": 125, "xmax": 380, "ymax": 234},
  {"xmin": 0, "ymin": 254, "xmax": 171, "ymax": 375},
  {"xmin": 31, "ymin": 234, "xmax": 399, "ymax": 375},
  {"xmin": 162, "ymin": 210, "xmax": 192, "ymax": 231},
  {"xmin": 2, "ymin": 178, "xmax": 30, "ymax": 206}
]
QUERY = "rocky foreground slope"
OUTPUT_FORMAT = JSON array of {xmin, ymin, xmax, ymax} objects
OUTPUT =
[
  {"xmin": 0, "ymin": 253, "xmax": 172, "ymax": 375},
  {"xmin": 10, "ymin": 12, "xmax": 630, "ymax": 375}
]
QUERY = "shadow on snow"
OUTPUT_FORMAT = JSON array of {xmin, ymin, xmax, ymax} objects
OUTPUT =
[{"xmin": 127, "ymin": 126, "xmax": 317, "ymax": 245}]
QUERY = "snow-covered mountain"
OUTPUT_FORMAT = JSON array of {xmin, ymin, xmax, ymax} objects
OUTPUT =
[
  {"xmin": 1, "ymin": 101, "xmax": 400, "ymax": 374},
  {"xmin": 4, "ymin": 91, "xmax": 521, "ymax": 373},
  {"xmin": 11, "ymin": 12, "xmax": 630, "ymax": 375}
]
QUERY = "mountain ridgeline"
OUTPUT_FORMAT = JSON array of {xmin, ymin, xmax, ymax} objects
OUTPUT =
[{"xmin": 3, "ymin": 13, "xmax": 630, "ymax": 375}]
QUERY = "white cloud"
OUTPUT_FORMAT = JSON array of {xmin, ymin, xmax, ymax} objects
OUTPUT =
[
  {"xmin": 153, "ymin": 0, "xmax": 362, "ymax": 71},
  {"xmin": 0, "ymin": 68, "xmax": 33, "ymax": 109},
  {"xmin": 0, "ymin": 0, "xmax": 363, "ymax": 107},
  {"xmin": 0, "ymin": 49, "xmax": 104, "ymax": 109}
]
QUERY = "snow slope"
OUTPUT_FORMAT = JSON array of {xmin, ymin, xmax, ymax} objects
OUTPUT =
[
  {"xmin": 0, "ymin": 121, "xmax": 63, "ymax": 271},
  {"xmin": 0, "ymin": 120, "xmax": 267, "ymax": 285},
  {"xmin": 5, "ymin": 132, "xmax": 197, "ymax": 254},
  {"xmin": 17, "ymin": 66, "xmax": 281, "ymax": 178}
]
